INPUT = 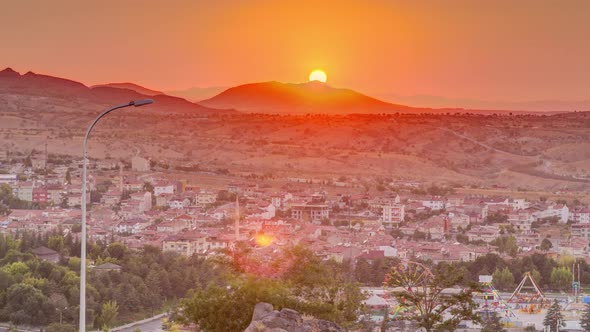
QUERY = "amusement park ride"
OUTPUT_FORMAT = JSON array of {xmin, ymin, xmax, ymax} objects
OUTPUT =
[
  {"xmin": 476, "ymin": 271, "xmax": 555, "ymax": 319},
  {"xmin": 477, "ymin": 275, "xmax": 517, "ymax": 319},
  {"xmin": 507, "ymin": 272, "xmax": 548, "ymax": 314}
]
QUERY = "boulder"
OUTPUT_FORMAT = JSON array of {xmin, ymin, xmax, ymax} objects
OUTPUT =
[{"xmin": 244, "ymin": 303, "xmax": 344, "ymax": 332}]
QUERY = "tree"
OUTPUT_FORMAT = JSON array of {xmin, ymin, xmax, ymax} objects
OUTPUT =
[
  {"xmin": 385, "ymin": 262, "xmax": 480, "ymax": 332},
  {"xmin": 90, "ymin": 190, "xmax": 103, "ymax": 203},
  {"xmin": 543, "ymin": 300, "xmax": 564, "ymax": 332},
  {"xmin": 0, "ymin": 184, "xmax": 30, "ymax": 211},
  {"xmin": 492, "ymin": 236, "xmax": 518, "ymax": 257},
  {"xmin": 0, "ymin": 202, "xmax": 10, "ymax": 216},
  {"xmin": 580, "ymin": 303, "xmax": 590, "ymax": 331},
  {"xmin": 49, "ymin": 293, "xmax": 69, "ymax": 324},
  {"xmin": 492, "ymin": 267, "xmax": 515, "ymax": 291},
  {"xmin": 485, "ymin": 212, "xmax": 508, "ymax": 224},
  {"xmin": 550, "ymin": 267, "xmax": 573, "ymax": 291},
  {"xmin": 282, "ymin": 247, "xmax": 364, "ymax": 324},
  {"xmin": 2, "ymin": 261, "xmax": 30, "ymax": 276},
  {"xmin": 48, "ymin": 235, "xmax": 65, "ymax": 253},
  {"xmin": 5, "ymin": 283, "xmax": 52, "ymax": 325},
  {"xmin": 530, "ymin": 269, "xmax": 542, "ymax": 285},
  {"xmin": 456, "ymin": 233, "xmax": 469, "ymax": 244},
  {"xmin": 390, "ymin": 228, "xmax": 404, "ymax": 239},
  {"xmin": 540, "ymin": 238, "xmax": 553, "ymax": 251},
  {"xmin": 97, "ymin": 301, "xmax": 119, "ymax": 330},
  {"xmin": 106, "ymin": 242, "xmax": 127, "ymax": 260},
  {"xmin": 179, "ymin": 277, "xmax": 293, "ymax": 332},
  {"xmin": 481, "ymin": 312, "xmax": 506, "ymax": 332},
  {"xmin": 143, "ymin": 270, "xmax": 163, "ymax": 313},
  {"xmin": 60, "ymin": 195, "xmax": 69, "ymax": 208}
]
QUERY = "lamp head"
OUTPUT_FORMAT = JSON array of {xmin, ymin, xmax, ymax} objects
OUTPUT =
[{"xmin": 131, "ymin": 99, "xmax": 154, "ymax": 107}]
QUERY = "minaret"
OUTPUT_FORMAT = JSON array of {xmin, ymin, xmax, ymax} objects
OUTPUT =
[
  {"xmin": 235, "ymin": 195, "xmax": 240, "ymax": 240},
  {"xmin": 44, "ymin": 142, "xmax": 48, "ymax": 174},
  {"xmin": 119, "ymin": 163, "xmax": 123, "ymax": 192}
]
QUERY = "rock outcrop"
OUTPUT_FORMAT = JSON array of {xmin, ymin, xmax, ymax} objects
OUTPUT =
[{"xmin": 244, "ymin": 302, "xmax": 344, "ymax": 332}]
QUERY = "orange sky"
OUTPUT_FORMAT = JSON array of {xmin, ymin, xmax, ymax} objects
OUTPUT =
[{"xmin": 1, "ymin": 0, "xmax": 589, "ymax": 101}]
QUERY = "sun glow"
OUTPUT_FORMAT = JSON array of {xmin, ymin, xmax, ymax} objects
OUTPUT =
[
  {"xmin": 309, "ymin": 70, "xmax": 327, "ymax": 83},
  {"xmin": 254, "ymin": 233, "xmax": 274, "ymax": 247}
]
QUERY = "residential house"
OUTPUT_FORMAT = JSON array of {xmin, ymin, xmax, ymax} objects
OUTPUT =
[
  {"xmin": 420, "ymin": 197, "xmax": 446, "ymax": 210},
  {"xmin": 416, "ymin": 215, "xmax": 448, "ymax": 240},
  {"xmin": 163, "ymin": 232, "xmax": 208, "ymax": 256},
  {"xmin": 156, "ymin": 193, "xmax": 172, "ymax": 208},
  {"xmin": 32, "ymin": 187, "xmax": 49, "ymax": 204},
  {"xmin": 46, "ymin": 186, "xmax": 65, "ymax": 205},
  {"xmin": 156, "ymin": 220, "xmax": 189, "ymax": 233},
  {"xmin": 32, "ymin": 246, "xmax": 60, "ymax": 263},
  {"xmin": 101, "ymin": 189, "xmax": 122, "ymax": 206},
  {"xmin": 114, "ymin": 218, "xmax": 150, "ymax": 234},
  {"xmin": 507, "ymin": 209, "xmax": 535, "ymax": 232},
  {"xmin": 0, "ymin": 174, "xmax": 17, "ymax": 186},
  {"xmin": 291, "ymin": 203, "xmax": 330, "ymax": 223},
  {"xmin": 448, "ymin": 212, "xmax": 470, "ymax": 231},
  {"xmin": 248, "ymin": 202, "xmax": 276, "ymax": 220},
  {"xmin": 154, "ymin": 182, "xmax": 175, "ymax": 196},
  {"xmin": 168, "ymin": 196, "xmax": 191, "ymax": 209},
  {"xmin": 123, "ymin": 180, "xmax": 144, "ymax": 192},
  {"xmin": 466, "ymin": 225, "xmax": 500, "ymax": 243},
  {"xmin": 571, "ymin": 208, "xmax": 590, "ymax": 224},
  {"xmin": 14, "ymin": 182, "xmax": 34, "ymax": 202},
  {"xmin": 195, "ymin": 190, "xmax": 216, "ymax": 207},
  {"xmin": 531, "ymin": 204, "xmax": 569, "ymax": 223},
  {"xmin": 381, "ymin": 203, "xmax": 405, "ymax": 227},
  {"xmin": 129, "ymin": 191, "xmax": 152, "ymax": 212},
  {"xmin": 572, "ymin": 223, "xmax": 590, "ymax": 241}
]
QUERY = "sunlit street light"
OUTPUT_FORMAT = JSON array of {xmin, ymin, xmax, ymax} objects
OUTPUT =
[{"xmin": 79, "ymin": 99, "xmax": 153, "ymax": 331}]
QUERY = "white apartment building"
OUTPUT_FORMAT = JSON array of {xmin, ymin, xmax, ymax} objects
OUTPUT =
[{"xmin": 381, "ymin": 204, "xmax": 405, "ymax": 227}]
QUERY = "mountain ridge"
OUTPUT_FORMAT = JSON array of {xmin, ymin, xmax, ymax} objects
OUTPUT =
[
  {"xmin": 199, "ymin": 81, "xmax": 422, "ymax": 114},
  {"xmin": 0, "ymin": 68, "xmax": 233, "ymax": 115},
  {"xmin": 91, "ymin": 82, "xmax": 164, "ymax": 96}
]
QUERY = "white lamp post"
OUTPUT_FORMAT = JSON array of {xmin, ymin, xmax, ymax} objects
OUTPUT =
[{"xmin": 79, "ymin": 99, "xmax": 153, "ymax": 331}]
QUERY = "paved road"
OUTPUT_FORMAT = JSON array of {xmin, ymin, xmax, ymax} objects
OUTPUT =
[
  {"xmin": 0, "ymin": 326, "xmax": 36, "ymax": 332},
  {"xmin": 116, "ymin": 317, "xmax": 165, "ymax": 332},
  {"xmin": 438, "ymin": 127, "xmax": 538, "ymax": 159}
]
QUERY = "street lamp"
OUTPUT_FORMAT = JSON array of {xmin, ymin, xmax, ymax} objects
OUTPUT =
[{"xmin": 79, "ymin": 99, "xmax": 153, "ymax": 331}]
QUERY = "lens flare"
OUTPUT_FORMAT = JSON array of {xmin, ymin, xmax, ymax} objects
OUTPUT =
[{"xmin": 255, "ymin": 233, "xmax": 274, "ymax": 247}]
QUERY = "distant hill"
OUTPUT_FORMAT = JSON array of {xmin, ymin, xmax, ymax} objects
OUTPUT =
[
  {"xmin": 0, "ymin": 67, "xmax": 232, "ymax": 115},
  {"xmin": 91, "ymin": 82, "xmax": 164, "ymax": 96},
  {"xmin": 376, "ymin": 92, "xmax": 590, "ymax": 113},
  {"xmin": 166, "ymin": 86, "xmax": 228, "ymax": 102},
  {"xmin": 199, "ymin": 81, "xmax": 422, "ymax": 114}
]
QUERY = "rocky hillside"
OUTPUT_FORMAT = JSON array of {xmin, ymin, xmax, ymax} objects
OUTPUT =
[{"xmin": 244, "ymin": 303, "xmax": 343, "ymax": 332}]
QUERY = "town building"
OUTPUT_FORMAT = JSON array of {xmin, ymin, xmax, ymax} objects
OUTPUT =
[
  {"xmin": 291, "ymin": 203, "xmax": 330, "ymax": 223},
  {"xmin": 381, "ymin": 203, "xmax": 405, "ymax": 227}
]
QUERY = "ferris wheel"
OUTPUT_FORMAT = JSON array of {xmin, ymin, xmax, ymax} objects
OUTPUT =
[{"xmin": 385, "ymin": 260, "xmax": 434, "ymax": 290}]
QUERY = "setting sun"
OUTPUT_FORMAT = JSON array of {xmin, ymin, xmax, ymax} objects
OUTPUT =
[{"xmin": 309, "ymin": 70, "xmax": 327, "ymax": 83}]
